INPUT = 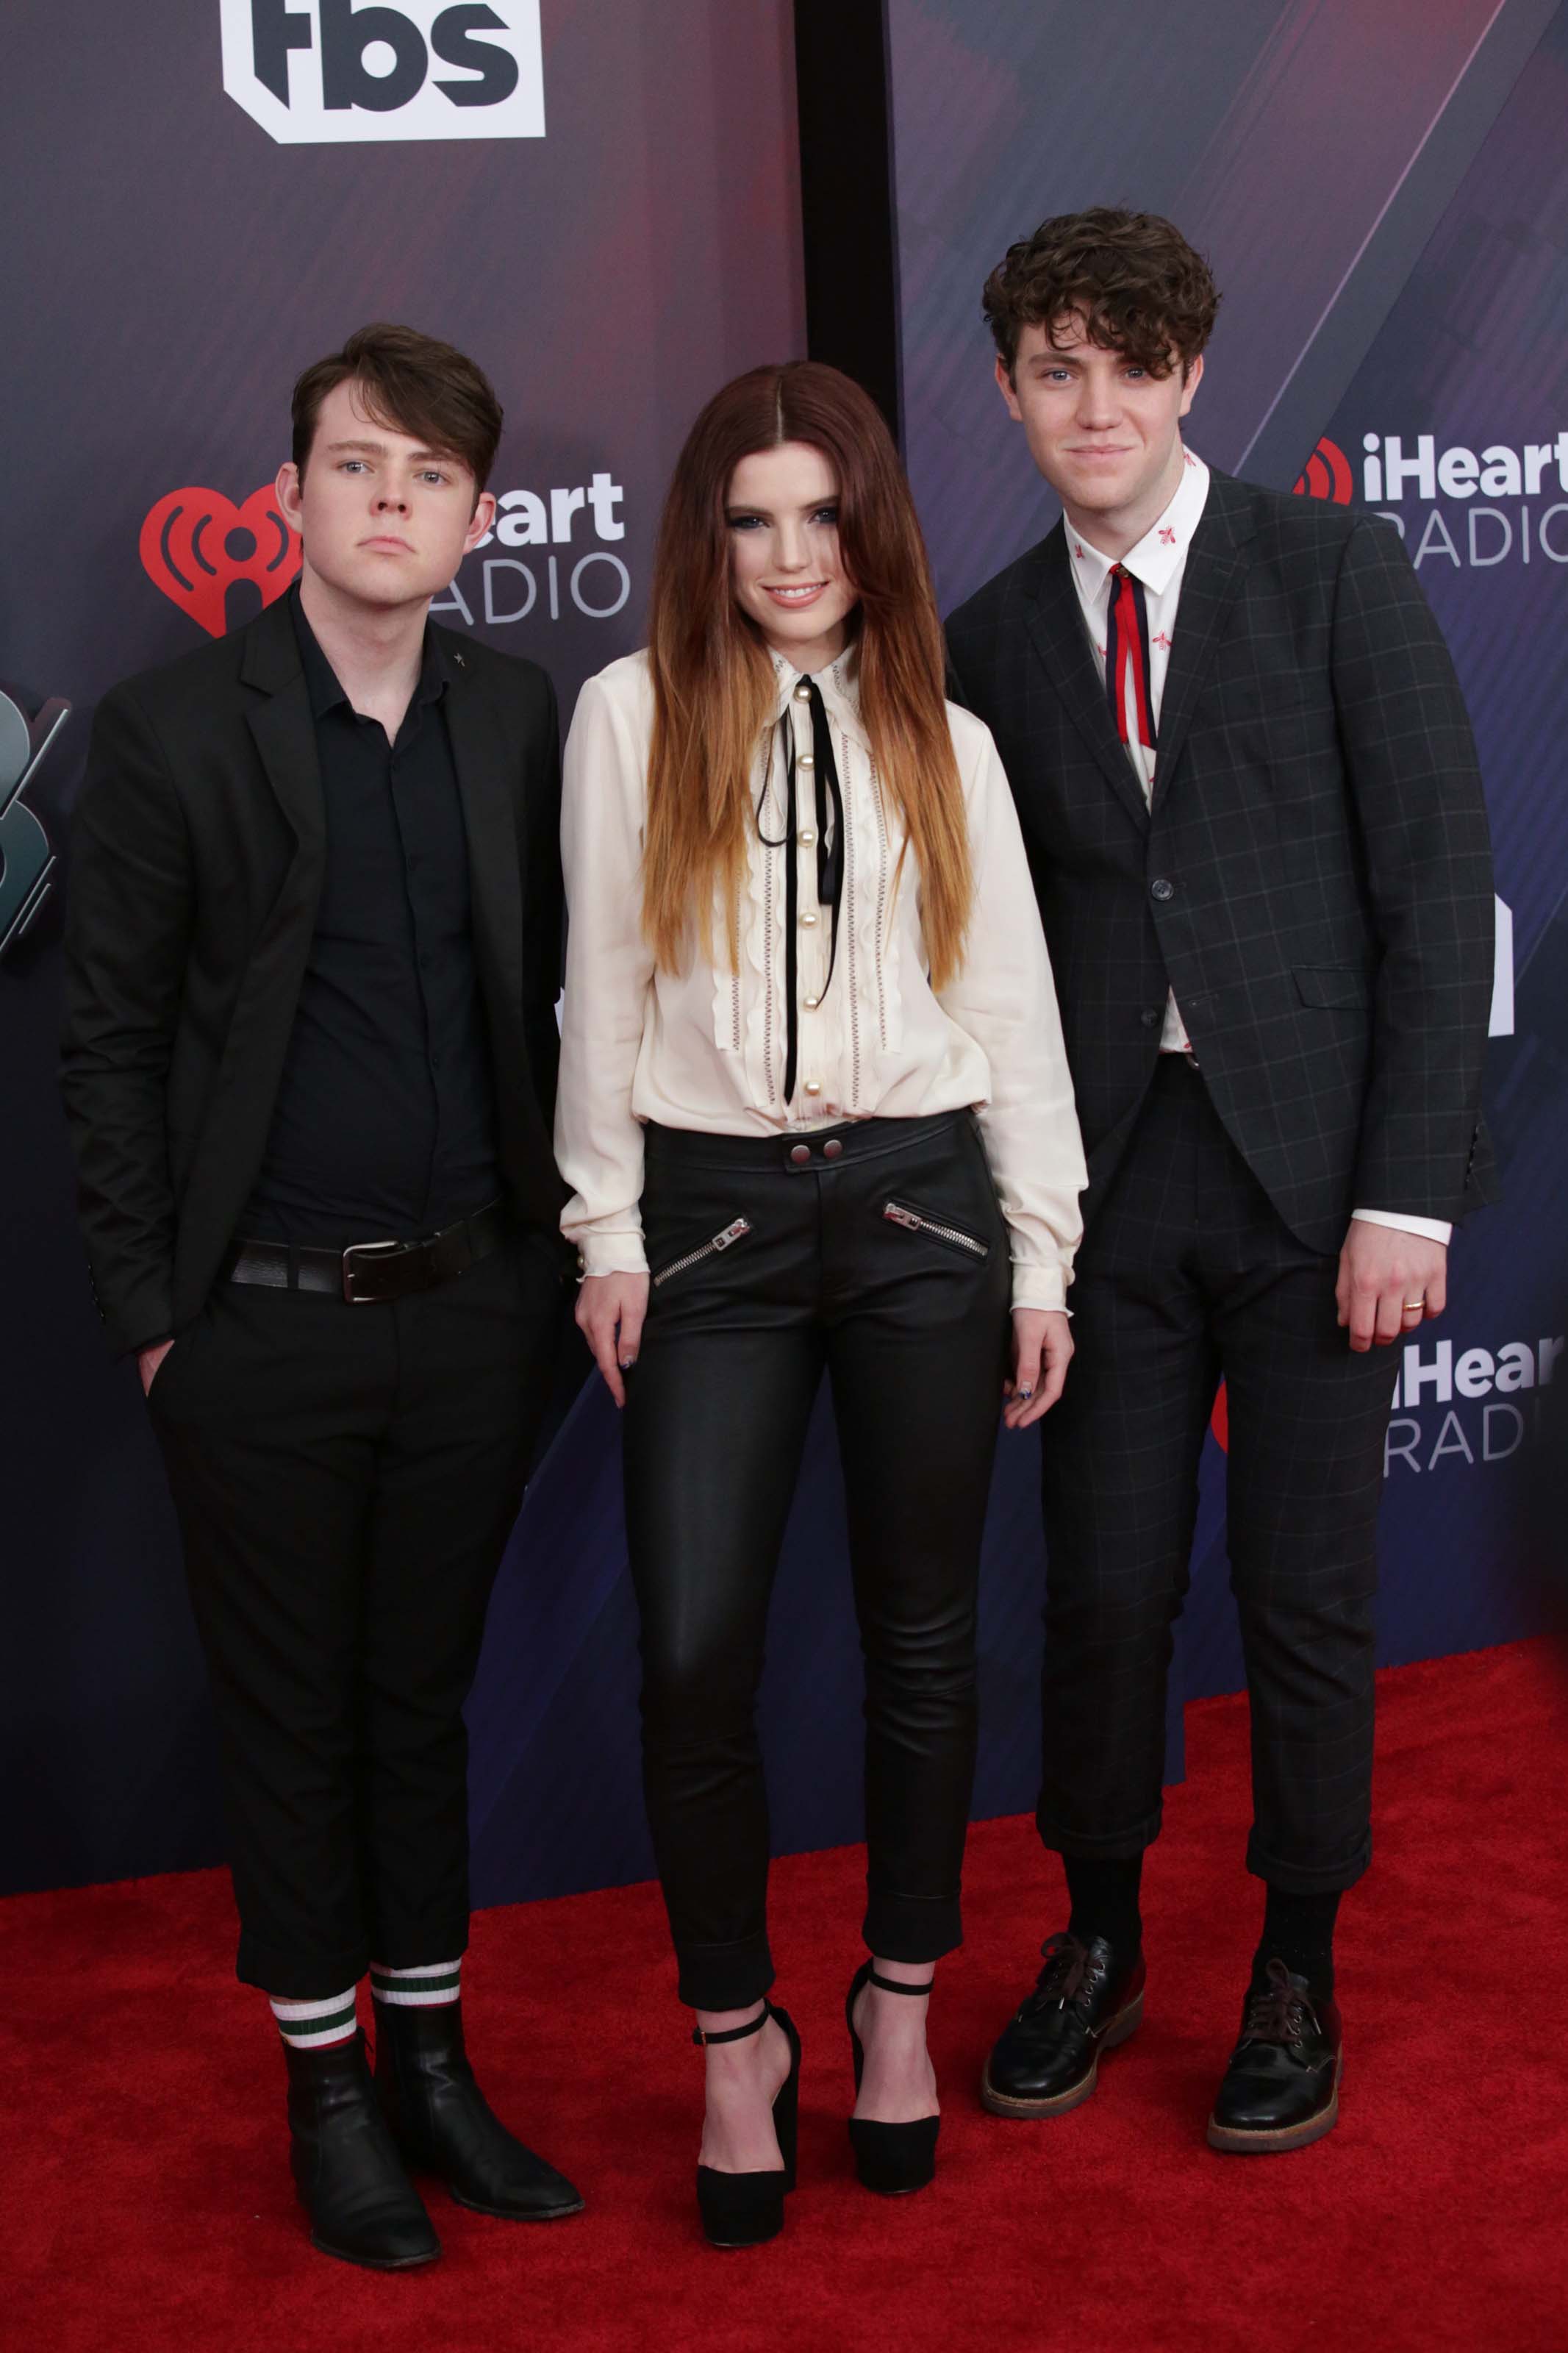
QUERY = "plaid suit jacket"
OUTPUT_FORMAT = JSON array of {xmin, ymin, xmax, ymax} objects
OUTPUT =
[{"xmin": 945, "ymin": 467, "xmax": 1497, "ymax": 1254}]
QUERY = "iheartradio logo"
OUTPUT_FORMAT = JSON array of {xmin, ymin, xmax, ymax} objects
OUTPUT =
[
  {"xmin": 1292, "ymin": 437, "xmax": 1353, "ymax": 504},
  {"xmin": 140, "ymin": 486, "xmax": 301, "ymax": 636}
]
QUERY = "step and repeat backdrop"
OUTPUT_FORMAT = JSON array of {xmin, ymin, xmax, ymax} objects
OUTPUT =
[
  {"xmin": 5, "ymin": 1, "xmax": 1564, "ymax": 1907},
  {"xmin": 1, "ymin": 0, "xmax": 809, "ymax": 1900}
]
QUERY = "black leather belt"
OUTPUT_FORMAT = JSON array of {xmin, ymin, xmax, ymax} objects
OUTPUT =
[{"xmin": 224, "ymin": 1201, "xmax": 512, "ymax": 1304}]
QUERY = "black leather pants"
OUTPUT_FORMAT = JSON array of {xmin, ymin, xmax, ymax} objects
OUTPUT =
[{"xmin": 623, "ymin": 1111, "xmax": 1012, "ymax": 2010}]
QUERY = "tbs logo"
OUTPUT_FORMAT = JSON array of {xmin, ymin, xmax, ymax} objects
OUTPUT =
[{"xmin": 221, "ymin": 0, "xmax": 545, "ymax": 143}]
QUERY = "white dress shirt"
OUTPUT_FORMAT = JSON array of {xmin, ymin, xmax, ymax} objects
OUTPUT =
[
  {"xmin": 556, "ymin": 648, "xmax": 1087, "ymax": 1309},
  {"xmin": 1064, "ymin": 448, "xmax": 1450, "ymax": 1249}
]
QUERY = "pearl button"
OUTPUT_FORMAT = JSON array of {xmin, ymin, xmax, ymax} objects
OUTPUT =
[
  {"xmin": 803, "ymin": 994, "xmax": 820, "ymax": 1010},
  {"xmin": 798, "ymin": 827, "xmax": 816, "ymax": 846},
  {"xmin": 803, "ymin": 1079, "xmax": 822, "ymax": 1096},
  {"xmin": 798, "ymin": 752, "xmax": 815, "ymax": 771},
  {"xmin": 800, "ymin": 910, "xmax": 818, "ymax": 927},
  {"xmin": 795, "ymin": 682, "xmax": 811, "ymax": 701}
]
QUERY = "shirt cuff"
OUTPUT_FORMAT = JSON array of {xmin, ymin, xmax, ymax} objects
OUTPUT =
[
  {"xmin": 1009, "ymin": 1265, "xmax": 1070, "ymax": 1314},
  {"xmin": 572, "ymin": 1232, "xmax": 649, "ymax": 1279},
  {"xmin": 1350, "ymin": 1208, "xmax": 1453, "ymax": 1246}
]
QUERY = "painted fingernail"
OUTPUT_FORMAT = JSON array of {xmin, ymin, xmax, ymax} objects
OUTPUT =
[
  {"xmin": 619, "ymin": 1356, "xmax": 636, "ymax": 1371},
  {"xmin": 1018, "ymin": 1385, "xmax": 1034, "ymax": 1401}
]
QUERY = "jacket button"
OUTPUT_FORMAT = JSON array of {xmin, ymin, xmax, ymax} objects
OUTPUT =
[
  {"xmin": 790, "ymin": 1143, "xmax": 812, "ymax": 1165},
  {"xmin": 1150, "ymin": 877, "xmax": 1175, "ymax": 902},
  {"xmin": 1141, "ymin": 1007, "xmax": 1161, "ymax": 1027}
]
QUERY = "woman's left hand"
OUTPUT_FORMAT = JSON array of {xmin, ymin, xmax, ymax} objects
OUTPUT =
[{"xmin": 1003, "ymin": 1308, "xmax": 1074, "ymax": 1429}]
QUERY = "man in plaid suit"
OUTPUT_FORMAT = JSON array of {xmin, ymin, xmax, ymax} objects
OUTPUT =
[{"xmin": 946, "ymin": 210, "xmax": 1495, "ymax": 2151}]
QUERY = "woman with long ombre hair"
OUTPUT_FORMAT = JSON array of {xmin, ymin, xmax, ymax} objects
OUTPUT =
[{"xmin": 555, "ymin": 363, "xmax": 1086, "ymax": 2246}]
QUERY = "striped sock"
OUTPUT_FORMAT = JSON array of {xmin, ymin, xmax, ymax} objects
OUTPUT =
[
  {"xmin": 270, "ymin": 1987, "xmax": 359, "ymax": 2050},
  {"xmin": 370, "ymin": 1958, "xmax": 462, "ymax": 2010}
]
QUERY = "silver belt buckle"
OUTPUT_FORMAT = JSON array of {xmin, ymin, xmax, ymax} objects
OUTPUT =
[{"xmin": 341, "ymin": 1237, "xmax": 407, "ymax": 1304}]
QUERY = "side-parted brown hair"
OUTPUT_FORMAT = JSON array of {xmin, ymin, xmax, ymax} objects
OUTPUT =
[
  {"xmin": 984, "ymin": 208, "xmax": 1220, "ymax": 379},
  {"xmin": 290, "ymin": 322, "xmax": 504, "ymax": 494},
  {"xmin": 643, "ymin": 363, "xmax": 972, "ymax": 992}
]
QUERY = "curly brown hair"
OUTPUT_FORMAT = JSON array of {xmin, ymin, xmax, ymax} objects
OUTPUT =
[{"xmin": 984, "ymin": 207, "xmax": 1220, "ymax": 379}]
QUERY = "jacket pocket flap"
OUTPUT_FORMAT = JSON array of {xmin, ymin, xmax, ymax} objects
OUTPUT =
[{"xmin": 1295, "ymin": 965, "xmax": 1370, "ymax": 1010}]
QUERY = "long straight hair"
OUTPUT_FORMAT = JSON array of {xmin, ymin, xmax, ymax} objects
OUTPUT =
[{"xmin": 643, "ymin": 362, "xmax": 972, "ymax": 990}]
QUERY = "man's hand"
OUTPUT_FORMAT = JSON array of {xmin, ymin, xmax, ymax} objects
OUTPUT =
[
  {"xmin": 1003, "ymin": 1308, "xmax": 1074, "ymax": 1429},
  {"xmin": 575, "ymin": 1271, "xmax": 651, "ymax": 1409},
  {"xmin": 137, "ymin": 1338, "xmax": 175, "ymax": 1396},
  {"xmin": 1335, "ymin": 1223, "xmax": 1447, "ymax": 1353}
]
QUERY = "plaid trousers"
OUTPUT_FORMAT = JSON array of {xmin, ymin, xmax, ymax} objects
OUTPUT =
[{"xmin": 1037, "ymin": 1055, "xmax": 1399, "ymax": 1891}]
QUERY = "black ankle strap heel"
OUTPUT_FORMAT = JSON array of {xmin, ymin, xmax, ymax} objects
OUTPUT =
[
  {"xmin": 694, "ymin": 2001, "xmax": 802, "ymax": 2249},
  {"xmin": 845, "ymin": 1961, "xmax": 940, "ymax": 2196}
]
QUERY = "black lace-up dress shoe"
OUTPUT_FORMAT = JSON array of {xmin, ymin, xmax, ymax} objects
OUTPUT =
[
  {"xmin": 375, "ymin": 2002, "xmax": 584, "ymax": 2219},
  {"xmin": 981, "ymin": 1933, "xmax": 1146, "ymax": 2118},
  {"xmin": 1207, "ymin": 1959, "xmax": 1343, "ymax": 2153}
]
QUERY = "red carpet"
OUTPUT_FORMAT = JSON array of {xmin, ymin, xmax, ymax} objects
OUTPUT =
[{"xmin": 6, "ymin": 1641, "xmax": 1566, "ymax": 2353}]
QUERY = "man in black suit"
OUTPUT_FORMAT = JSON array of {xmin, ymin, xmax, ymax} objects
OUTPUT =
[
  {"xmin": 947, "ymin": 213, "xmax": 1494, "ymax": 2152},
  {"xmin": 62, "ymin": 325, "xmax": 582, "ymax": 2263}
]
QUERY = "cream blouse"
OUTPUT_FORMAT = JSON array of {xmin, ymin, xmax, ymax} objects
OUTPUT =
[{"xmin": 555, "ymin": 648, "xmax": 1086, "ymax": 1310}]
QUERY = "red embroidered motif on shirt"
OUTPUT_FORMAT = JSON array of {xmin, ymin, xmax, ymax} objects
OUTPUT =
[
  {"xmin": 1159, "ymin": 527, "xmax": 1176, "ymax": 545},
  {"xmin": 1153, "ymin": 631, "xmax": 1173, "ymax": 650},
  {"xmin": 1075, "ymin": 543, "xmax": 1085, "ymax": 558}
]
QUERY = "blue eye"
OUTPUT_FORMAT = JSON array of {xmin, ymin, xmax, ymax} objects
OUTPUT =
[
  {"xmin": 726, "ymin": 513, "xmax": 764, "ymax": 531},
  {"xmin": 811, "ymin": 505, "xmax": 839, "ymax": 526}
]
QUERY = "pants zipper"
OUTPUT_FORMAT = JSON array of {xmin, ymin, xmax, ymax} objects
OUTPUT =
[
  {"xmin": 652, "ymin": 1218, "xmax": 753, "ymax": 1288},
  {"xmin": 882, "ymin": 1201, "xmax": 987, "ymax": 1257}
]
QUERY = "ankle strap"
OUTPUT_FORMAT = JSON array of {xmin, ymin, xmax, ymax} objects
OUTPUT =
[
  {"xmin": 692, "ymin": 2002, "xmax": 770, "ymax": 2048},
  {"xmin": 867, "ymin": 1969, "xmax": 934, "ymax": 1996}
]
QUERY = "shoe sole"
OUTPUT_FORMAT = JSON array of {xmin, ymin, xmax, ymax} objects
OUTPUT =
[
  {"xmin": 448, "ymin": 2188, "xmax": 586, "ymax": 2220},
  {"xmin": 1206, "ymin": 2054, "xmax": 1343, "ymax": 2154},
  {"xmin": 309, "ymin": 2233, "xmax": 440, "ymax": 2271},
  {"xmin": 978, "ymin": 1990, "xmax": 1145, "ymax": 2118}
]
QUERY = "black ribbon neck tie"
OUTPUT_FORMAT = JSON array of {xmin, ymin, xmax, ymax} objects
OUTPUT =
[{"xmin": 758, "ymin": 675, "xmax": 845, "ymax": 1105}]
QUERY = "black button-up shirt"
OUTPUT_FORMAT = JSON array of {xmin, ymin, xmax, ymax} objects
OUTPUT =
[{"xmin": 244, "ymin": 592, "xmax": 501, "ymax": 1243}]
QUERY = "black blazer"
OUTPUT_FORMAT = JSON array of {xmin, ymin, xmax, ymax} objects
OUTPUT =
[
  {"xmin": 945, "ymin": 468, "xmax": 1497, "ymax": 1254},
  {"xmin": 61, "ymin": 595, "xmax": 565, "ymax": 1357}
]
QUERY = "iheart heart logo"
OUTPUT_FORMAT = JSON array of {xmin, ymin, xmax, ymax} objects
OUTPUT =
[{"xmin": 140, "ymin": 486, "xmax": 301, "ymax": 636}]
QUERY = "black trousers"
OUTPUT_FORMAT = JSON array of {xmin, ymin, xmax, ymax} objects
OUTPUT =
[
  {"xmin": 148, "ymin": 1235, "xmax": 565, "ymax": 1996},
  {"xmin": 623, "ymin": 1111, "xmax": 1012, "ymax": 2010},
  {"xmin": 1037, "ymin": 1056, "xmax": 1399, "ymax": 1893}
]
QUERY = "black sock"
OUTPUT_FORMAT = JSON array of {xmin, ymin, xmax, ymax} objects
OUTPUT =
[
  {"xmin": 1064, "ymin": 1856, "xmax": 1143, "ymax": 1964},
  {"xmin": 1255, "ymin": 1888, "xmax": 1340, "ymax": 1998}
]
